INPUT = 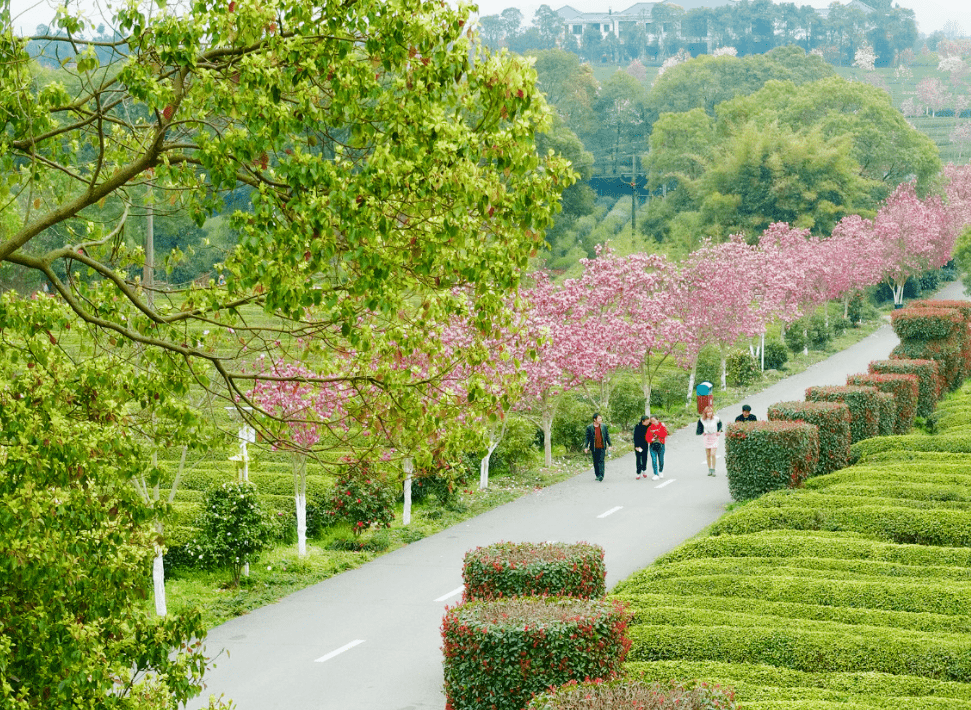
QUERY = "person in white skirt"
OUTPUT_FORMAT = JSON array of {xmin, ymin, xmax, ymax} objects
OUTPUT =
[{"xmin": 695, "ymin": 405, "xmax": 722, "ymax": 477}]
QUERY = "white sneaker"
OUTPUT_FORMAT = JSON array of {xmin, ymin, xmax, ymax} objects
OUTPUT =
[
  {"xmin": 652, "ymin": 474, "xmax": 659, "ymax": 481},
  {"xmin": 659, "ymin": 472, "xmax": 664, "ymax": 478}
]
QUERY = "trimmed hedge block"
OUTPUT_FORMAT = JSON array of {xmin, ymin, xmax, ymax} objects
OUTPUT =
[
  {"xmin": 850, "ymin": 433, "xmax": 971, "ymax": 463},
  {"xmin": 873, "ymin": 391, "xmax": 895, "ymax": 437},
  {"xmin": 767, "ymin": 402, "xmax": 850, "ymax": 477},
  {"xmin": 462, "ymin": 542, "xmax": 606, "ymax": 601},
  {"xmin": 725, "ymin": 422, "xmax": 819, "ymax": 501},
  {"xmin": 847, "ymin": 373, "xmax": 918, "ymax": 435},
  {"xmin": 805, "ymin": 386, "xmax": 880, "ymax": 444},
  {"xmin": 890, "ymin": 307, "xmax": 962, "ymax": 341},
  {"xmin": 869, "ymin": 359, "xmax": 940, "ymax": 419},
  {"xmin": 442, "ymin": 597, "xmax": 632, "ymax": 710},
  {"xmin": 893, "ymin": 335, "xmax": 963, "ymax": 393},
  {"xmin": 526, "ymin": 678, "xmax": 737, "ymax": 710}
]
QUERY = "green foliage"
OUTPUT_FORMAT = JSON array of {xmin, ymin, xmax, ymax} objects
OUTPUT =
[
  {"xmin": 327, "ymin": 461, "xmax": 396, "ymax": 537},
  {"xmin": 492, "ymin": 416, "xmax": 540, "ymax": 476},
  {"xmin": 695, "ymin": 345, "xmax": 722, "ymax": 385},
  {"xmin": 767, "ymin": 401, "xmax": 851, "ymax": 477},
  {"xmin": 805, "ymin": 386, "xmax": 881, "ymax": 444},
  {"xmin": 847, "ymin": 373, "xmax": 918, "ymax": 435},
  {"xmin": 850, "ymin": 433, "xmax": 971, "ymax": 463},
  {"xmin": 869, "ymin": 359, "xmax": 940, "ymax": 419},
  {"xmin": 726, "ymin": 349, "xmax": 760, "ymax": 388},
  {"xmin": 610, "ymin": 373, "xmax": 647, "ymax": 431},
  {"xmin": 891, "ymin": 307, "xmax": 962, "ymax": 341},
  {"xmin": 552, "ymin": 394, "xmax": 597, "ymax": 452},
  {"xmin": 725, "ymin": 422, "xmax": 819, "ymax": 501},
  {"xmin": 874, "ymin": 390, "xmax": 896, "ymax": 437},
  {"xmin": 462, "ymin": 542, "xmax": 606, "ymax": 601},
  {"xmin": 526, "ymin": 678, "xmax": 738, "ymax": 710},
  {"xmin": 784, "ymin": 325, "xmax": 807, "ymax": 354},
  {"xmin": 187, "ymin": 481, "xmax": 272, "ymax": 586},
  {"xmin": 762, "ymin": 339, "xmax": 789, "ymax": 370},
  {"xmin": 441, "ymin": 597, "xmax": 632, "ymax": 710},
  {"xmin": 0, "ymin": 294, "xmax": 213, "ymax": 708}
]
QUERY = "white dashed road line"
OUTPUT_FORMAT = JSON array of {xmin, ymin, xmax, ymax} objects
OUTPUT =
[
  {"xmin": 597, "ymin": 506, "xmax": 623, "ymax": 519},
  {"xmin": 655, "ymin": 479, "xmax": 675, "ymax": 489},
  {"xmin": 314, "ymin": 639, "xmax": 365, "ymax": 663},
  {"xmin": 434, "ymin": 586, "xmax": 464, "ymax": 603}
]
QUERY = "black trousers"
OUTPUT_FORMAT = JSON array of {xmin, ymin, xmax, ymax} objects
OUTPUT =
[
  {"xmin": 635, "ymin": 447, "xmax": 648, "ymax": 473},
  {"xmin": 591, "ymin": 447, "xmax": 606, "ymax": 480}
]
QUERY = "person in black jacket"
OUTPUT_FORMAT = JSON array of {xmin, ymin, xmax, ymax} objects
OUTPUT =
[
  {"xmin": 632, "ymin": 415, "xmax": 650, "ymax": 480},
  {"xmin": 735, "ymin": 404, "xmax": 757, "ymax": 422},
  {"xmin": 584, "ymin": 413, "xmax": 612, "ymax": 481}
]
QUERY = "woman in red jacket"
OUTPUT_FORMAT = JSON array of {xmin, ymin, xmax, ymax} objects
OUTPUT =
[{"xmin": 645, "ymin": 416, "xmax": 668, "ymax": 481}]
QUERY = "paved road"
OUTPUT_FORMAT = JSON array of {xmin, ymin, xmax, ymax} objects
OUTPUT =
[{"xmin": 192, "ymin": 282, "xmax": 963, "ymax": 710}]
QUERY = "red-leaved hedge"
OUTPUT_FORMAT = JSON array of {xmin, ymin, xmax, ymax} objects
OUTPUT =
[
  {"xmin": 805, "ymin": 385, "xmax": 881, "ymax": 444},
  {"xmin": 725, "ymin": 421, "xmax": 819, "ymax": 501},
  {"xmin": 847, "ymin": 373, "xmax": 919, "ymax": 434},
  {"xmin": 462, "ymin": 542, "xmax": 606, "ymax": 601},
  {"xmin": 911, "ymin": 299, "xmax": 971, "ymax": 382},
  {"xmin": 767, "ymin": 401, "xmax": 851, "ymax": 476},
  {"xmin": 442, "ymin": 597, "xmax": 632, "ymax": 710},
  {"xmin": 869, "ymin": 359, "xmax": 940, "ymax": 419}
]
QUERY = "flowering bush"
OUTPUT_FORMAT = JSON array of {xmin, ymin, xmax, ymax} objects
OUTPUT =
[
  {"xmin": 462, "ymin": 542, "xmax": 606, "ymax": 601},
  {"xmin": 725, "ymin": 421, "xmax": 819, "ymax": 501},
  {"xmin": 527, "ymin": 678, "xmax": 737, "ymax": 710},
  {"xmin": 869, "ymin": 359, "xmax": 940, "ymax": 419},
  {"xmin": 186, "ymin": 481, "xmax": 271, "ymax": 586},
  {"xmin": 327, "ymin": 462, "xmax": 395, "ymax": 537},
  {"xmin": 442, "ymin": 597, "xmax": 632, "ymax": 710},
  {"xmin": 767, "ymin": 401, "xmax": 850, "ymax": 477}
]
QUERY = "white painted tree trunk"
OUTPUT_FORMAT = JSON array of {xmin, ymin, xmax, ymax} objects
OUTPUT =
[
  {"xmin": 893, "ymin": 283, "xmax": 905, "ymax": 306},
  {"xmin": 686, "ymin": 366, "xmax": 696, "ymax": 408},
  {"xmin": 843, "ymin": 294, "xmax": 850, "ymax": 319},
  {"xmin": 402, "ymin": 458, "xmax": 413, "ymax": 526},
  {"xmin": 480, "ymin": 438, "xmax": 500, "ymax": 490},
  {"xmin": 542, "ymin": 415, "xmax": 554, "ymax": 467},
  {"xmin": 720, "ymin": 351, "xmax": 728, "ymax": 390},
  {"xmin": 153, "ymin": 542, "xmax": 167, "ymax": 617},
  {"xmin": 292, "ymin": 452, "xmax": 308, "ymax": 557}
]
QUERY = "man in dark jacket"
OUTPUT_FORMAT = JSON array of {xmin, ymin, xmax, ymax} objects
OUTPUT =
[
  {"xmin": 584, "ymin": 413, "xmax": 612, "ymax": 482},
  {"xmin": 735, "ymin": 404, "xmax": 757, "ymax": 422},
  {"xmin": 632, "ymin": 415, "xmax": 650, "ymax": 480}
]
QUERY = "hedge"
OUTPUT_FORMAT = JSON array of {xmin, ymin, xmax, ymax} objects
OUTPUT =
[
  {"xmin": 646, "ymin": 529, "xmax": 971, "ymax": 569},
  {"xmin": 868, "ymin": 359, "xmax": 940, "ymax": 419},
  {"xmin": 910, "ymin": 299, "xmax": 971, "ymax": 381},
  {"xmin": 624, "ymin": 660, "xmax": 971, "ymax": 701},
  {"xmin": 846, "ymin": 373, "xmax": 918, "ymax": 435},
  {"xmin": 805, "ymin": 386, "xmax": 880, "ymax": 444},
  {"xmin": 526, "ymin": 678, "xmax": 737, "ymax": 710},
  {"xmin": 850, "ymin": 433, "xmax": 971, "ymax": 463},
  {"xmin": 725, "ymin": 422, "xmax": 818, "ymax": 501},
  {"xmin": 873, "ymin": 391, "xmax": 896, "ymax": 437},
  {"xmin": 175, "ymin": 468, "xmax": 333, "ymax": 499},
  {"xmin": 625, "ymin": 622, "xmax": 971, "ymax": 681},
  {"xmin": 766, "ymin": 402, "xmax": 850, "ymax": 477},
  {"xmin": 893, "ymin": 335, "xmax": 964, "ymax": 393},
  {"xmin": 441, "ymin": 597, "xmax": 632, "ymax": 710},
  {"xmin": 890, "ymin": 306, "xmax": 962, "ymax": 341},
  {"xmin": 617, "ymin": 572, "xmax": 971, "ymax": 616},
  {"xmin": 614, "ymin": 591, "xmax": 971, "ymax": 635},
  {"xmin": 462, "ymin": 542, "xmax": 606, "ymax": 601},
  {"xmin": 707, "ymin": 502, "xmax": 971, "ymax": 547},
  {"xmin": 806, "ymin": 479, "xmax": 971, "ymax": 505}
]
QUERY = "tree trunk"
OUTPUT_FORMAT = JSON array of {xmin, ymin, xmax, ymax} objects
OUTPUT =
[
  {"xmin": 685, "ymin": 361, "xmax": 697, "ymax": 407},
  {"xmin": 402, "ymin": 458, "xmax": 413, "ymax": 526},
  {"xmin": 292, "ymin": 452, "xmax": 308, "ymax": 557},
  {"xmin": 153, "ymin": 528, "xmax": 166, "ymax": 617},
  {"xmin": 720, "ymin": 348, "xmax": 727, "ymax": 391},
  {"xmin": 543, "ymin": 415, "xmax": 554, "ymax": 467}
]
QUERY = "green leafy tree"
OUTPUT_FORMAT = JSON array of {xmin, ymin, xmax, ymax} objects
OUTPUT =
[
  {"xmin": 533, "ymin": 5, "xmax": 565, "ymax": 50},
  {"xmin": 0, "ymin": 295, "xmax": 216, "ymax": 709},
  {"xmin": 2, "ymin": 0, "xmax": 573, "ymax": 465}
]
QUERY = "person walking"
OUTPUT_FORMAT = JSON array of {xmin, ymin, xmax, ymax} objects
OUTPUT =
[
  {"xmin": 584, "ymin": 413, "xmax": 612, "ymax": 482},
  {"xmin": 735, "ymin": 404, "xmax": 757, "ymax": 422},
  {"xmin": 696, "ymin": 405, "xmax": 722, "ymax": 477},
  {"xmin": 646, "ymin": 415, "xmax": 668, "ymax": 481},
  {"xmin": 633, "ymin": 415, "xmax": 650, "ymax": 480}
]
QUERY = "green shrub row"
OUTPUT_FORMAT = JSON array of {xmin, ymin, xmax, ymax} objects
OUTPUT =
[
  {"xmin": 441, "ymin": 597, "xmax": 632, "ymax": 710},
  {"xmin": 804, "ymin": 463, "xmax": 971, "ymax": 488},
  {"xmin": 766, "ymin": 402, "xmax": 850, "ymax": 477},
  {"xmin": 893, "ymin": 335, "xmax": 963, "ymax": 393},
  {"xmin": 627, "ymin": 567, "xmax": 971, "ymax": 616},
  {"xmin": 708, "ymin": 498, "xmax": 971, "ymax": 547},
  {"xmin": 175, "ymin": 468, "xmax": 333, "ymax": 498},
  {"xmin": 850, "ymin": 433, "xmax": 971, "ymax": 463},
  {"xmin": 625, "ymin": 660, "xmax": 971, "ymax": 702},
  {"xmin": 874, "ymin": 391, "xmax": 896, "ymax": 437},
  {"xmin": 805, "ymin": 386, "xmax": 880, "ymax": 444},
  {"xmin": 869, "ymin": 359, "xmax": 940, "ymax": 419},
  {"xmin": 910, "ymin": 300, "xmax": 971, "ymax": 383},
  {"xmin": 462, "ymin": 542, "xmax": 606, "ymax": 601},
  {"xmin": 646, "ymin": 529, "xmax": 971, "ymax": 569},
  {"xmin": 847, "ymin": 373, "xmax": 918, "ymax": 435},
  {"xmin": 724, "ymin": 422, "xmax": 818, "ymax": 501},
  {"xmin": 526, "ymin": 678, "xmax": 738, "ymax": 710},
  {"xmin": 625, "ymin": 621, "xmax": 971, "ymax": 681},
  {"xmin": 613, "ymin": 592, "xmax": 971, "ymax": 635}
]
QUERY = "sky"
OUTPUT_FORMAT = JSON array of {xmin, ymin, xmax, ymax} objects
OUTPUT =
[{"xmin": 9, "ymin": 0, "xmax": 971, "ymax": 37}]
